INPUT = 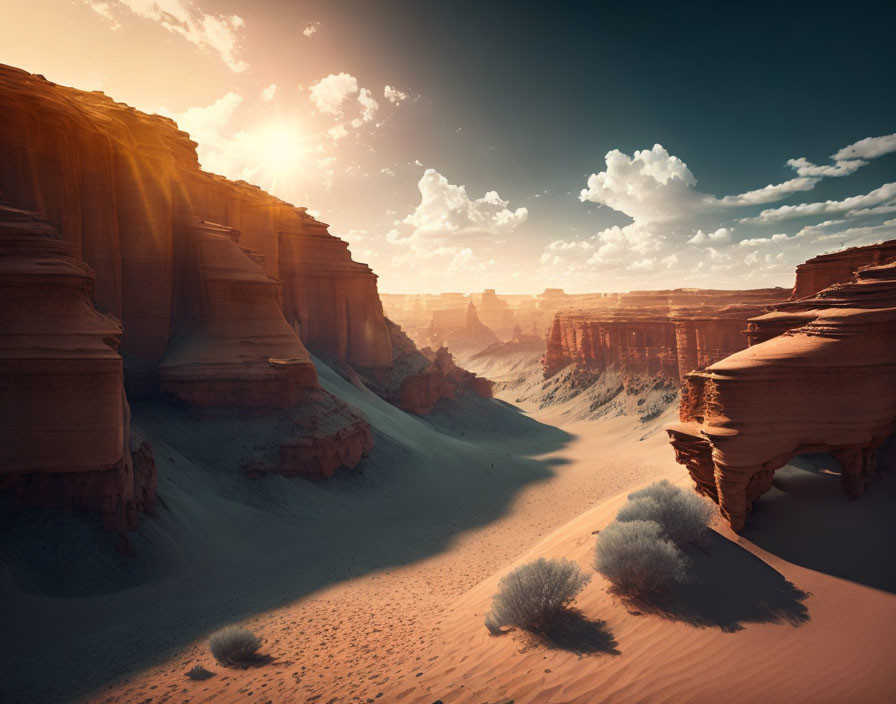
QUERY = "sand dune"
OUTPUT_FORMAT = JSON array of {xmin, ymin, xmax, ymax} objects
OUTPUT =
[{"xmin": 3, "ymin": 364, "xmax": 892, "ymax": 704}]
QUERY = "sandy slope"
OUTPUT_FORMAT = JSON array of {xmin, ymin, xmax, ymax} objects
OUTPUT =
[
  {"xmin": 378, "ymin": 456, "xmax": 896, "ymax": 703},
  {"xmin": 0, "ymin": 360, "xmax": 677, "ymax": 704},
  {"xmin": 5, "ymin": 360, "xmax": 893, "ymax": 704}
]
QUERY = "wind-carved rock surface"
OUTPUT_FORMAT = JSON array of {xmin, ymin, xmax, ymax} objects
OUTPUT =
[
  {"xmin": 0, "ymin": 64, "xmax": 392, "ymax": 374},
  {"xmin": 543, "ymin": 289, "xmax": 790, "ymax": 382},
  {"xmin": 158, "ymin": 217, "xmax": 319, "ymax": 408},
  {"xmin": 791, "ymin": 240, "xmax": 896, "ymax": 299},
  {"xmin": 670, "ymin": 247, "xmax": 896, "ymax": 530},
  {"xmin": 0, "ymin": 64, "xmax": 396, "ymax": 534},
  {"xmin": 0, "ymin": 200, "xmax": 156, "ymax": 539},
  {"xmin": 357, "ymin": 320, "xmax": 493, "ymax": 415}
]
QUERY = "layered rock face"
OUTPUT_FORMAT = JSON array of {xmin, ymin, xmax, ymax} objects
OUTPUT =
[
  {"xmin": 0, "ymin": 64, "xmax": 394, "ymax": 533},
  {"xmin": 158, "ymin": 218, "xmax": 319, "ymax": 408},
  {"xmin": 791, "ymin": 240, "xmax": 896, "ymax": 299},
  {"xmin": 0, "ymin": 201, "xmax": 155, "ymax": 535},
  {"xmin": 543, "ymin": 289, "xmax": 789, "ymax": 382},
  {"xmin": 0, "ymin": 64, "xmax": 391, "ymax": 375},
  {"xmin": 670, "ymin": 253, "xmax": 896, "ymax": 530},
  {"xmin": 357, "ymin": 320, "xmax": 494, "ymax": 415}
]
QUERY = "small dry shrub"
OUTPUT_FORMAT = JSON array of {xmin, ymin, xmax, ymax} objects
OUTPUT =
[
  {"xmin": 622, "ymin": 480, "xmax": 714, "ymax": 545},
  {"xmin": 488, "ymin": 557, "xmax": 590, "ymax": 631},
  {"xmin": 209, "ymin": 626, "xmax": 262, "ymax": 666},
  {"xmin": 594, "ymin": 520, "xmax": 690, "ymax": 596}
]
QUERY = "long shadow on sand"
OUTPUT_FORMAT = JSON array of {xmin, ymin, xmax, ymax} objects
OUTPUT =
[
  {"xmin": 0, "ymin": 359, "xmax": 576, "ymax": 704},
  {"xmin": 743, "ymin": 446, "xmax": 896, "ymax": 594},
  {"xmin": 526, "ymin": 610, "xmax": 620, "ymax": 655},
  {"xmin": 627, "ymin": 530, "xmax": 810, "ymax": 632}
]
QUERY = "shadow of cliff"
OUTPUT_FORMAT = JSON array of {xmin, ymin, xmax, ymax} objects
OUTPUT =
[
  {"xmin": 626, "ymin": 530, "xmax": 810, "ymax": 632},
  {"xmin": 744, "ymin": 445, "xmax": 896, "ymax": 594},
  {"xmin": 0, "ymin": 359, "xmax": 577, "ymax": 704}
]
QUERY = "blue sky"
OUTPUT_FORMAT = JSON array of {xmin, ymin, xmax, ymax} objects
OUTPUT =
[{"xmin": 2, "ymin": 0, "xmax": 894, "ymax": 292}]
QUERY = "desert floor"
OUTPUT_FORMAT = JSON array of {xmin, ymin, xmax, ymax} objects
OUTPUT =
[{"xmin": 3, "ymin": 363, "xmax": 895, "ymax": 704}]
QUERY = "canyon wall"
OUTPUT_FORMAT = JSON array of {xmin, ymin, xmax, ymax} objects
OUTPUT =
[
  {"xmin": 0, "ymin": 64, "xmax": 396, "ymax": 537},
  {"xmin": 0, "ymin": 200, "xmax": 155, "ymax": 535},
  {"xmin": 0, "ymin": 64, "xmax": 392, "ymax": 377},
  {"xmin": 670, "ymin": 243, "xmax": 896, "ymax": 530},
  {"xmin": 791, "ymin": 240, "xmax": 896, "ymax": 299},
  {"xmin": 543, "ymin": 288, "xmax": 790, "ymax": 382}
]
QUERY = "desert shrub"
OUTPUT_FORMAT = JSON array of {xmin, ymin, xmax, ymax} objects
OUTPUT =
[
  {"xmin": 209, "ymin": 626, "xmax": 262, "ymax": 666},
  {"xmin": 594, "ymin": 520, "xmax": 690, "ymax": 596},
  {"xmin": 622, "ymin": 480, "xmax": 713, "ymax": 545},
  {"xmin": 488, "ymin": 557, "xmax": 591, "ymax": 630}
]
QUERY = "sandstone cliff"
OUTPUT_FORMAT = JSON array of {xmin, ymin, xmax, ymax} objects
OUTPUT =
[
  {"xmin": 0, "ymin": 64, "xmax": 395, "ymax": 536},
  {"xmin": 670, "ymin": 248, "xmax": 896, "ymax": 530},
  {"xmin": 0, "ymin": 64, "xmax": 392, "ymax": 376},
  {"xmin": 543, "ymin": 288, "xmax": 790, "ymax": 382},
  {"xmin": 0, "ymin": 200, "xmax": 155, "ymax": 537},
  {"xmin": 791, "ymin": 240, "xmax": 896, "ymax": 299}
]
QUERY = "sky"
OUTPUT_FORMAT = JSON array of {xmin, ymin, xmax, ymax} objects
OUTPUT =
[{"xmin": 2, "ymin": 1, "xmax": 894, "ymax": 294}]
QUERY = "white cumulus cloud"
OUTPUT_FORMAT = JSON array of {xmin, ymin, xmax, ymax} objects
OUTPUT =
[
  {"xmin": 384, "ymin": 85, "xmax": 408, "ymax": 104},
  {"xmin": 261, "ymin": 83, "xmax": 278, "ymax": 101},
  {"xmin": 99, "ymin": 0, "xmax": 248, "ymax": 72}
]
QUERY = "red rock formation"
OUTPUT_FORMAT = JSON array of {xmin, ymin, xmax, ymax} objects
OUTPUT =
[
  {"xmin": 543, "ymin": 289, "xmax": 789, "ymax": 382},
  {"xmin": 357, "ymin": 320, "xmax": 493, "ymax": 415},
  {"xmin": 159, "ymin": 217, "xmax": 319, "ymax": 407},
  {"xmin": 669, "ymin": 255, "xmax": 896, "ymax": 530},
  {"xmin": 0, "ymin": 64, "xmax": 388, "ymax": 533},
  {"xmin": 424, "ymin": 301, "xmax": 500, "ymax": 362},
  {"xmin": 791, "ymin": 240, "xmax": 896, "ymax": 299},
  {"xmin": 0, "ymin": 200, "xmax": 155, "ymax": 535},
  {"xmin": 0, "ymin": 63, "xmax": 391, "ymax": 374}
]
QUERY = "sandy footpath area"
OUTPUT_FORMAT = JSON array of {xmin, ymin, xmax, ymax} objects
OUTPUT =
[{"xmin": 85, "ymin": 397, "xmax": 680, "ymax": 704}]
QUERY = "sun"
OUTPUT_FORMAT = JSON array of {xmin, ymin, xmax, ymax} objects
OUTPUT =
[{"xmin": 252, "ymin": 123, "xmax": 312, "ymax": 197}]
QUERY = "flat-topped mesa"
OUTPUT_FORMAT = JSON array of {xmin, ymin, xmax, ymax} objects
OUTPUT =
[
  {"xmin": 791, "ymin": 240, "xmax": 896, "ymax": 299},
  {"xmin": 0, "ymin": 201, "xmax": 155, "ymax": 534},
  {"xmin": 670, "ymin": 256, "xmax": 896, "ymax": 530},
  {"xmin": 543, "ymin": 288, "xmax": 789, "ymax": 382},
  {"xmin": 159, "ymin": 217, "xmax": 319, "ymax": 407}
]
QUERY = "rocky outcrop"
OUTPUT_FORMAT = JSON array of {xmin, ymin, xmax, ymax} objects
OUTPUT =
[
  {"xmin": 158, "ymin": 217, "xmax": 319, "ymax": 407},
  {"xmin": 791, "ymin": 240, "xmax": 896, "ymax": 299},
  {"xmin": 0, "ymin": 64, "xmax": 391, "ymax": 377},
  {"xmin": 424, "ymin": 301, "xmax": 500, "ymax": 362},
  {"xmin": 543, "ymin": 289, "xmax": 789, "ymax": 382},
  {"xmin": 0, "ymin": 200, "xmax": 155, "ymax": 536},
  {"xmin": 358, "ymin": 320, "xmax": 493, "ymax": 415},
  {"xmin": 0, "ymin": 64, "xmax": 390, "ymax": 536},
  {"xmin": 669, "ymin": 254, "xmax": 896, "ymax": 530}
]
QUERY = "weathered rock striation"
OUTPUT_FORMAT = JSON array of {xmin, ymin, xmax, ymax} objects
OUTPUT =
[
  {"xmin": 0, "ymin": 64, "xmax": 392, "ymax": 376},
  {"xmin": 543, "ymin": 288, "xmax": 789, "ymax": 382},
  {"xmin": 0, "ymin": 64, "xmax": 402, "ymax": 533},
  {"xmin": 357, "ymin": 320, "xmax": 493, "ymax": 415},
  {"xmin": 669, "ymin": 251, "xmax": 896, "ymax": 530},
  {"xmin": 791, "ymin": 240, "xmax": 896, "ymax": 299},
  {"xmin": 0, "ymin": 200, "xmax": 155, "ymax": 536},
  {"xmin": 158, "ymin": 217, "xmax": 319, "ymax": 408}
]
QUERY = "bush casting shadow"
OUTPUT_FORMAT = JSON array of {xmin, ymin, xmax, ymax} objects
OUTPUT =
[
  {"xmin": 525, "ymin": 609, "xmax": 620, "ymax": 655},
  {"xmin": 620, "ymin": 530, "xmax": 809, "ymax": 632},
  {"xmin": 0, "ymin": 357, "xmax": 576, "ymax": 704}
]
